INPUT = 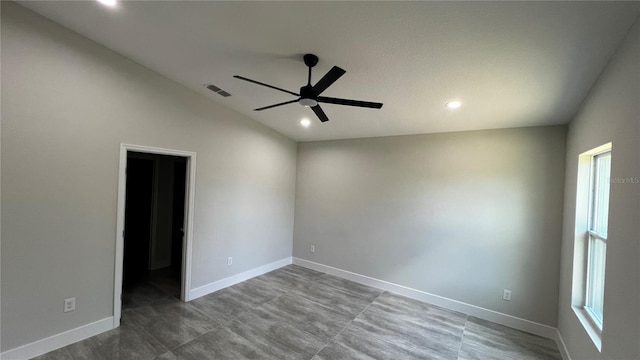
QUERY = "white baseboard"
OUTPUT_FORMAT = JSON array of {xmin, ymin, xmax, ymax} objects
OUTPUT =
[
  {"xmin": 0, "ymin": 317, "xmax": 114, "ymax": 360},
  {"xmin": 2, "ymin": 257, "xmax": 572, "ymax": 360},
  {"xmin": 555, "ymin": 329, "xmax": 572, "ymax": 360},
  {"xmin": 188, "ymin": 256, "xmax": 292, "ymax": 301},
  {"xmin": 293, "ymin": 257, "xmax": 559, "ymax": 340},
  {"xmin": 1, "ymin": 257, "xmax": 292, "ymax": 360}
]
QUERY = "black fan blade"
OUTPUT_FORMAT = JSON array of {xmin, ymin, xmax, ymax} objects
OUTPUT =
[
  {"xmin": 311, "ymin": 105, "xmax": 329, "ymax": 122},
  {"xmin": 318, "ymin": 96, "xmax": 383, "ymax": 109},
  {"xmin": 233, "ymin": 75, "xmax": 299, "ymax": 97},
  {"xmin": 254, "ymin": 99, "xmax": 299, "ymax": 111},
  {"xmin": 312, "ymin": 66, "xmax": 346, "ymax": 95}
]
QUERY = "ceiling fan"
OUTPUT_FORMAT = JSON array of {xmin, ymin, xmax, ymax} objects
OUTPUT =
[{"xmin": 233, "ymin": 54, "xmax": 383, "ymax": 123}]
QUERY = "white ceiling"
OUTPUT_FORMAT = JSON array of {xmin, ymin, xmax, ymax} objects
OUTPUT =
[{"xmin": 18, "ymin": 1, "xmax": 639, "ymax": 142}]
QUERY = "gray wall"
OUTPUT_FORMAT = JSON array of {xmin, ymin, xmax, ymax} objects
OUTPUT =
[
  {"xmin": 294, "ymin": 126, "xmax": 566, "ymax": 326},
  {"xmin": 1, "ymin": 3, "xmax": 297, "ymax": 351},
  {"xmin": 558, "ymin": 18, "xmax": 639, "ymax": 360}
]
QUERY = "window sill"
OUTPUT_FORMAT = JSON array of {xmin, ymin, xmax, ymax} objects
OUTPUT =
[{"xmin": 572, "ymin": 306, "xmax": 602, "ymax": 352}]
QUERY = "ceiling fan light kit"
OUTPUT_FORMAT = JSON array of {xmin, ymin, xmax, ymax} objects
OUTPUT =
[
  {"xmin": 234, "ymin": 53, "xmax": 383, "ymax": 123},
  {"xmin": 298, "ymin": 98, "xmax": 318, "ymax": 107}
]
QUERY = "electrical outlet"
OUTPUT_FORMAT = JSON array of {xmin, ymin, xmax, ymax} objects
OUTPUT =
[
  {"xmin": 310, "ymin": 245, "xmax": 316, "ymax": 253},
  {"xmin": 64, "ymin": 297, "xmax": 76, "ymax": 313},
  {"xmin": 503, "ymin": 289, "xmax": 512, "ymax": 301},
  {"xmin": 227, "ymin": 257, "xmax": 233, "ymax": 266}
]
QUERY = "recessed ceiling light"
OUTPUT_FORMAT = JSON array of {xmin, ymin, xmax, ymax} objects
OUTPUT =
[
  {"xmin": 97, "ymin": 0, "xmax": 118, "ymax": 7},
  {"xmin": 446, "ymin": 100, "xmax": 462, "ymax": 110},
  {"xmin": 300, "ymin": 118, "xmax": 311, "ymax": 128}
]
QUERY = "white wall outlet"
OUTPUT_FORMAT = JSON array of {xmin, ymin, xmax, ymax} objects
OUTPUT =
[
  {"xmin": 227, "ymin": 257, "xmax": 233, "ymax": 266},
  {"xmin": 310, "ymin": 245, "xmax": 316, "ymax": 253},
  {"xmin": 64, "ymin": 297, "xmax": 76, "ymax": 312},
  {"xmin": 503, "ymin": 289, "xmax": 512, "ymax": 301}
]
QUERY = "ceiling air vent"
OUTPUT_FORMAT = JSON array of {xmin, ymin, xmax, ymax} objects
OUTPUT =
[{"xmin": 204, "ymin": 84, "xmax": 231, "ymax": 97}]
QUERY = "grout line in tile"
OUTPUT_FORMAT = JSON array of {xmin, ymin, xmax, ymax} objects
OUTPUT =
[
  {"xmin": 165, "ymin": 323, "xmax": 223, "ymax": 353},
  {"xmin": 310, "ymin": 291, "xmax": 384, "ymax": 359},
  {"xmin": 131, "ymin": 301, "xmax": 224, "ymax": 353},
  {"xmin": 454, "ymin": 315, "xmax": 469, "ymax": 360},
  {"xmin": 137, "ymin": 324, "xmax": 173, "ymax": 355},
  {"xmin": 211, "ymin": 271, "xmax": 324, "ymax": 359}
]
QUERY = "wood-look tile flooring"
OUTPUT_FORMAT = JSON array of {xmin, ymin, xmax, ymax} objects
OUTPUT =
[{"xmin": 33, "ymin": 265, "xmax": 562, "ymax": 360}]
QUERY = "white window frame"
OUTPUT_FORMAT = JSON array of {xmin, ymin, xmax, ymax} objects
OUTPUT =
[
  {"xmin": 571, "ymin": 142, "xmax": 611, "ymax": 352},
  {"xmin": 584, "ymin": 150, "xmax": 610, "ymax": 328}
]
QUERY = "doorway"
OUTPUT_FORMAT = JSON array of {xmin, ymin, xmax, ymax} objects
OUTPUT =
[
  {"xmin": 114, "ymin": 144, "xmax": 196, "ymax": 327},
  {"xmin": 122, "ymin": 152, "xmax": 186, "ymax": 309}
]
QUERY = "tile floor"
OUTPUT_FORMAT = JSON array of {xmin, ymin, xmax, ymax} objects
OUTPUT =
[{"xmin": 33, "ymin": 265, "xmax": 562, "ymax": 360}]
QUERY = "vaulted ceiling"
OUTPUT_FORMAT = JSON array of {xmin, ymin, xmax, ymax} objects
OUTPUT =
[{"xmin": 19, "ymin": 1, "xmax": 639, "ymax": 141}]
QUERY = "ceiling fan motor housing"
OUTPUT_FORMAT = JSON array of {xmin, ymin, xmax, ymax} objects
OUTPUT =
[{"xmin": 299, "ymin": 85, "xmax": 318, "ymax": 107}]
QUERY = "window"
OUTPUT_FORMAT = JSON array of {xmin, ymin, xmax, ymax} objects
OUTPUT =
[
  {"xmin": 585, "ymin": 150, "xmax": 610, "ymax": 328},
  {"xmin": 571, "ymin": 143, "xmax": 611, "ymax": 350}
]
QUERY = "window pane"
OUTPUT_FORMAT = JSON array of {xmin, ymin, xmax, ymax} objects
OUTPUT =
[
  {"xmin": 591, "ymin": 152, "xmax": 611, "ymax": 237},
  {"xmin": 586, "ymin": 236, "xmax": 607, "ymax": 326}
]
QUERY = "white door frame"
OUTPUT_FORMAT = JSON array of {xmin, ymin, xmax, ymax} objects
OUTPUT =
[{"xmin": 113, "ymin": 144, "xmax": 197, "ymax": 328}]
